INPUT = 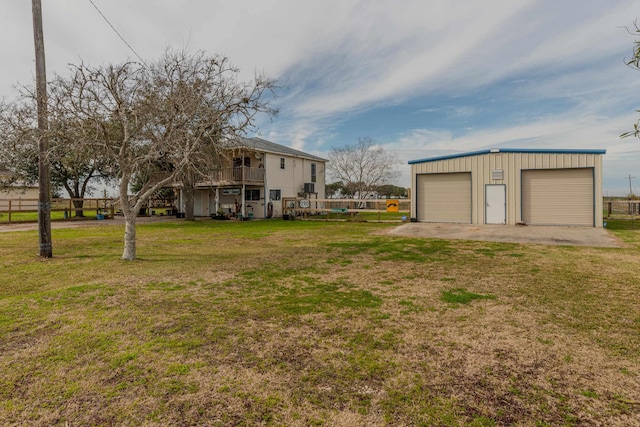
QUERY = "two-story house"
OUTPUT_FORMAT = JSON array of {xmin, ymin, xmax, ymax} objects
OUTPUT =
[{"xmin": 177, "ymin": 137, "xmax": 326, "ymax": 219}]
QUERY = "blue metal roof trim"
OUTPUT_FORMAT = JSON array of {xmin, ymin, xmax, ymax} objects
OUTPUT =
[
  {"xmin": 497, "ymin": 148, "xmax": 607, "ymax": 154},
  {"xmin": 408, "ymin": 149, "xmax": 492, "ymax": 164},
  {"xmin": 408, "ymin": 148, "xmax": 606, "ymax": 164}
]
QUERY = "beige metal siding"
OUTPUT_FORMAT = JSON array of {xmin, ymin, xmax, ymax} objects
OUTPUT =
[
  {"xmin": 521, "ymin": 168, "xmax": 594, "ymax": 226},
  {"xmin": 410, "ymin": 152, "xmax": 603, "ymax": 227},
  {"xmin": 417, "ymin": 173, "xmax": 471, "ymax": 223}
]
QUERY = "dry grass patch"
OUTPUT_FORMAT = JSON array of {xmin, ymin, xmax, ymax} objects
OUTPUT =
[{"xmin": 0, "ymin": 219, "xmax": 639, "ymax": 425}]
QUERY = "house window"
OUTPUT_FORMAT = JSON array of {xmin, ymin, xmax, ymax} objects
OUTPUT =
[
  {"xmin": 280, "ymin": 158, "xmax": 285, "ymax": 169},
  {"xmin": 245, "ymin": 189, "xmax": 260, "ymax": 201},
  {"xmin": 269, "ymin": 189, "xmax": 281, "ymax": 201},
  {"xmin": 233, "ymin": 157, "xmax": 250, "ymax": 167},
  {"xmin": 311, "ymin": 163, "xmax": 317, "ymax": 183}
]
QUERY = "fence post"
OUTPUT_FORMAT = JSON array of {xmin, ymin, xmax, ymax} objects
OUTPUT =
[
  {"xmin": 8, "ymin": 200, "xmax": 11, "ymax": 223},
  {"xmin": 607, "ymin": 202, "xmax": 612, "ymax": 217}
]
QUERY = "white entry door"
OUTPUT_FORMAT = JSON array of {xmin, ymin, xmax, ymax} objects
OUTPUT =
[
  {"xmin": 202, "ymin": 192, "xmax": 210, "ymax": 217},
  {"xmin": 485, "ymin": 185, "xmax": 506, "ymax": 224}
]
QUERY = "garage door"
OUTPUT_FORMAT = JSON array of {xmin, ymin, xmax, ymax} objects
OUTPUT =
[
  {"xmin": 521, "ymin": 168, "xmax": 593, "ymax": 226},
  {"xmin": 417, "ymin": 172, "xmax": 471, "ymax": 223}
]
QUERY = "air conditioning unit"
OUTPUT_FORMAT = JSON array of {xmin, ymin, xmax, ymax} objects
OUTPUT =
[{"xmin": 303, "ymin": 183, "xmax": 315, "ymax": 193}]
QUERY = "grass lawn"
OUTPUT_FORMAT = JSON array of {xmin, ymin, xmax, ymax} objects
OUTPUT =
[
  {"xmin": 0, "ymin": 211, "xmax": 109, "ymax": 223},
  {"xmin": 310, "ymin": 211, "xmax": 409, "ymax": 221},
  {"xmin": 1, "ymin": 219, "xmax": 639, "ymax": 426},
  {"xmin": 0, "ymin": 211, "xmax": 68, "ymax": 223}
]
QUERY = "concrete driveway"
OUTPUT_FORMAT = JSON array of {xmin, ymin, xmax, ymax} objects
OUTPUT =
[{"xmin": 387, "ymin": 222, "xmax": 624, "ymax": 248}]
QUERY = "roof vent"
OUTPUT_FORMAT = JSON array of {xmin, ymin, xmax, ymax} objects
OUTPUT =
[{"xmin": 490, "ymin": 148, "xmax": 500, "ymax": 153}]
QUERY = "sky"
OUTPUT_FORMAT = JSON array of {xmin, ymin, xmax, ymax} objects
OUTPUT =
[{"xmin": 1, "ymin": 0, "xmax": 639, "ymax": 195}]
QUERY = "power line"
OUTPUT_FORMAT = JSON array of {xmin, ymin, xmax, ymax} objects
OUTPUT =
[{"xmin": 87, "ymin": 0, "xmax": 146, "ymax": 65}]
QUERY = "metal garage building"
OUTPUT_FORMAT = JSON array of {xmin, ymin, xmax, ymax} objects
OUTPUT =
[{"xmin": 409, "ymin": 148, "xmax": 606, "ymax": 227}]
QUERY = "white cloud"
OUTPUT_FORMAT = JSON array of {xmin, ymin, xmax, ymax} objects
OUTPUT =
[
  {"xmin": 2, "ymin": 0, "xmax": 638, "ymax": 194},
  {"xmin": 372, "ymin": 108, "xmax": 640, "ymax": 192},
  {"xmin": 275, "ymin": 0, "xmax": 534, "ymax": 118}
]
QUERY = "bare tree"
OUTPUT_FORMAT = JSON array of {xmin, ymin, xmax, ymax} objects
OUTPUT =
[
  {"xmin": 327, "ymin": 137, "xmax": 399, "ymax": 199},
  {"xmin": 622, "ymin": 21, "xmax": 640, "ymax": 139},
  {"xmin": 42, "ymin": 49, "xmax": 275, "ymax": 260}
]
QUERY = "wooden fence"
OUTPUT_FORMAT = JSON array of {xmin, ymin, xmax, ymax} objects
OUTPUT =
[
  {"xmin": 281, "ymin": 197, "xmax": 411, "ymax": 221},
  {"xmin": 0, "ymin": 198, "xmax": 115, "ymax": 223},
  {"xmin": 605, "ymin": 200, "xmax": 640, "ymax": 217}
]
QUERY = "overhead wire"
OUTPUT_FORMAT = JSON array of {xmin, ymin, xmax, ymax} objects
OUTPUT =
[{"xmin": 87, "ymin": 0, "xmax": 146, "ymax": 65}]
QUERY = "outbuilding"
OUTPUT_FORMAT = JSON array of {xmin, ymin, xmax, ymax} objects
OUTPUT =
[{"xmin": 409, "ymin": 148, "xmax": 606, "ymax": 227}]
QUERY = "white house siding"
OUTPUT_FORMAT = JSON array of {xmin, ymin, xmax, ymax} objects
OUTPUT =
[
  {"xmin": 264, "ymin": 153, "xmax": 325, "ymax": 217},
  {"xmin": 0, "ymin": 187, "xmax": 39, "ymax": 199},
  {"xmin": 410, "ymin": 150, "xmax": 604, "ymax": 227},
  {"xmin": 0, "ymin": 187, "xmax": 40, "ymax": 214}
]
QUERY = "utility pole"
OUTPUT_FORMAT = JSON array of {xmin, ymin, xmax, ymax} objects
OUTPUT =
[
  {"xmin": 32, "ymin": 0, "xmax": 52, "ymax": 258},
  {"xmin": 626, "ymin": 174, "xmax": 636, "ymax": 198}
]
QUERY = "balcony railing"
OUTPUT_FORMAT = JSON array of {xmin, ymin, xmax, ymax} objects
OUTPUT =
[{"xmin": 198, "ymin": 167, "xmax": 264, "ymax": 186}]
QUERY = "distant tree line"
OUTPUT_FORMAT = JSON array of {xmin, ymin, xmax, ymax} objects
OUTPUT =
[{"xmin": 326, "ymin": 181, "xmax": 407, "ymax": 198}]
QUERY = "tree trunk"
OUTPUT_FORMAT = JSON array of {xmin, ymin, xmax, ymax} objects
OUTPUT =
[
  {"xmin": 119, "ymin": 183, "xmax": 137, "ymax": 261},
  {"xmin": 72, "ymin": 199, "xmax": 85, "ymax": 217},
  {"xmin": 63, "ymin": 180, "xmax": 85, "ymax": 217},
  {"xmin": 122, "ymin": 214, "xmax": 137, "ymax": 261},
  {"xmin": 74, "ymin": 180, "xmax": 84, "ymax": 217},
  {"xmin": 184, "ymin": 185, "xmax": 195, "ymax": 221}
]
